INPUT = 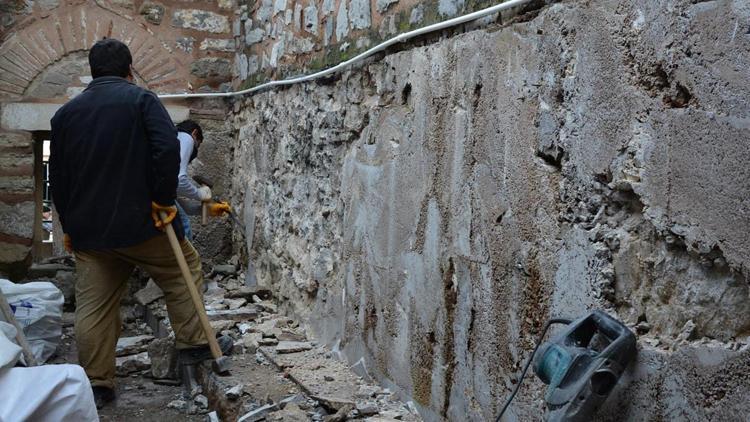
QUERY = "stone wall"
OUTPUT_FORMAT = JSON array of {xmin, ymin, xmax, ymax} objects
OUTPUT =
[
  {"xmin": 230, "ymin": 0, "xmax": 540, "ymax": 86},
  {"xmin": 0, "ymin": 0, "xmax": 236, "ymax": 99},
  {"xmin": 230, "ymin": 0, "xmax": 750, "ymax": 420},
  {"xmin": 0, "ymin": 128, "xmax": 34, "ymax": 277}
]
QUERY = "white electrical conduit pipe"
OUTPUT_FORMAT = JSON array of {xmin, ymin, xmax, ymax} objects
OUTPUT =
[{"xmin": 158, "ymin": 0, "xmax": 534, "ymax": 99}]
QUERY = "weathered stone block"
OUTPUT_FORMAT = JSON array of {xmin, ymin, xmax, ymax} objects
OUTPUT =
[
  {"xmin": 335, "ymin": 0, "xmax": 348, "ymax": 41},
  {"xmin": 200, "ymin": 38, "xmax": 235, "ymax": 52},
  {"xmin": 172, "ymin": 10, "xmax": 230, "ymax": 33},
  {"xmin": 110, "ymin": 0, "xmax": 134, "ymax": 10},
  {"xmin": 134, "ymin": 279, "xmax": 164, "ymax": 306},
  {"xmin": 190, "ymin": 57, "xmax": 232, "ymax": 79},
  {"xmin": 349, "ymin": 0, "xmax": 371, "ymax": 30},
  {"xmin": 245, "ymin": 28, "xmax": 264, "ymax": 45},
  {"xmin": 115, "ymin": 351, "xmax": 151, "ymax": 376},
  {"xmin": 0, "ymin": 201, "xmax": 34, "ymax": 239},
  {"xmin": 376, "ymin": 0, "xmax": 397, "ymax": 14},
  {"xmin": 36, "ymin": 0, "xmax": 59, "ymax": 11},
  {"xmin": 303, "ymin": 4, "xmax": 318, "ymax": 35},
  {"xmin": 139, "ymin": 2, "xmax": 165, "ymax": 25},
  {"xmin": 148, "ymin": 336, "xmax": 178, "ymax": 379},
  {"xmin": 116, "ymin": 335, "xmax": 154, "ymax": 356}
]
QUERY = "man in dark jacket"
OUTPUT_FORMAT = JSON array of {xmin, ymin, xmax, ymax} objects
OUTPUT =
[{"xmin": 49, "ymin": 38, "xmax": 226, "ymax": 407}]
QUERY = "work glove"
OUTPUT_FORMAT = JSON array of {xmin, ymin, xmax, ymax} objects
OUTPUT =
[
  {"xmin": 151, "ymin": 201, "xmax": 178, "ymax": 229},
  {"xmin": 63, "ymin": 234, "xmax": 72, "ymax": 253},
  {"xmin": 197, "ymin": 186, "xmax": 212, "ymax": 201},
  {"xmin": 208, "ymin": 201, "xmax": 231, "ymax": 217}
]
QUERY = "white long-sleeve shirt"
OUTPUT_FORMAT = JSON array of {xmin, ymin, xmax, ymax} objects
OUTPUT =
[{"xmin": 176, "ymin": 131, "xmax": 203, "ymax": 201}]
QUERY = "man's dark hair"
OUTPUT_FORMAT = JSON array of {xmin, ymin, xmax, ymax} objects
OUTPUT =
[
  {"xmin": 176, "ymin": 120, "xmax": 203, "ymax": 142},
  {"xmin": 176, "ymin": 120, "xmax": 203, "ymax": 162},
  {"xmin": 89, "ymin": 38, "xmax": 132, "ymax": 79}
]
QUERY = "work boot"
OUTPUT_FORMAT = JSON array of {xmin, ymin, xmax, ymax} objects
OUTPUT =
[
  {"xmin": 177, "ymin": 335, "xmax": 233, "ymax": 366},
  {"xmin": 92, "ymin": 386, "xmax": 116, "ymax": 409}
]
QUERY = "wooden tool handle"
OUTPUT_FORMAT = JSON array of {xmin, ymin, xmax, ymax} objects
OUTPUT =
[
  {"xmin": 0, "ymin": 290, "xmax": 38, "ymax": 366},
  {"xmin": 201, "ymin": 201, "xmax": 208, "ymax": 226},
  {"xmin": 160, "ymin": 211, "xmax": 222, "ymax": 359}
]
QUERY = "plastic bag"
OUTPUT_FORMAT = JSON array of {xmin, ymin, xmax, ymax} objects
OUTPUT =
[{"xmin": 0, "ymin": 279, "xmax": 64, "ymax": 363}]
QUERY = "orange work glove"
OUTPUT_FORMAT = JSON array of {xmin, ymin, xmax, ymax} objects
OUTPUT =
[
  {"xmin": 151, "ymin": 201, "xmax": 178, "ymax": 229},
  {"xmin": 63, "ymin": 233, "xmax": 73, "ymax": 253},
  {"xmin": 208, "ymin": 201, "xmax": 231, "ymax": 217}
]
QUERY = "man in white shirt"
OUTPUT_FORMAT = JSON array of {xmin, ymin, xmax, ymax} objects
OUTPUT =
[{"xmin": 175, "ymin": 120, "xmax": 230, "ymax": 239}]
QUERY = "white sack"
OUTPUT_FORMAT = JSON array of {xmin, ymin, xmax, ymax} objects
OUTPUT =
[
  {"xmin": 0, "ymin": 364, "xmax": 98, "ymax": 422},
  {"xmin": 0, "ymin": 279, "xmax": 64, "ymax": 363}
]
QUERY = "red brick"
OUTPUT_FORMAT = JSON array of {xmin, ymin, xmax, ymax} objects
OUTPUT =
[
  {"xmin": 5, "ymin": 47, "xmax": 42, "ymax": 76},
  {"xmin": 0, "ymin": 233, "xmax": 33, "ymax": 246},
  {"xmin": 0, "ymin": 164, "xmax": 33, "ymax": 177},
  {"xmin": 140, "ymin": 57, "xmax": 170, "ymax": 79},
  {"xmin": 0, "ymin": 192, "xmax": 33, "ymax": 204},
  {"xmin": 0, "ymin": 79, "xmax": 24, "ymax": 96},
  {"xmin": 14, "ymin": 37, "xmax": 46, "ymax": 69},
  {"xmin": 20, "ymin": 32, "xmax": 53, "ymax": 68},
  {"xmin": 56, "ymin": 12, "xmax": 76, "ymax": 54}
]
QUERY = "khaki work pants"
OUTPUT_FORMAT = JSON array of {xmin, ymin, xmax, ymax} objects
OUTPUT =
[{"xmin": 74, "ymin": 234, "xmax": 207, "ymax": 389}]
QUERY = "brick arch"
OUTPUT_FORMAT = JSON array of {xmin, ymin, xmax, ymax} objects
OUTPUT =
[{"xmin": 0, "ymin": 5, "xmax": 188, "ymax": 100}]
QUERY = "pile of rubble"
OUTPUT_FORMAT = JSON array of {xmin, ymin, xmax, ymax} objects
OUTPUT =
[{"xmin": 112, "ymin": 258, "xmax": 422, "ymax": 421}]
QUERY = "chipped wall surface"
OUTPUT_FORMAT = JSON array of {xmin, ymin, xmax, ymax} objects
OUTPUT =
[{"xmin": 231, "ymin": 0, "xmax": 750, "ymax": 420}]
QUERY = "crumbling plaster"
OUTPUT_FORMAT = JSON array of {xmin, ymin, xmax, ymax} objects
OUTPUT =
[{"xmin": 231, "ymin": 0, "xmax": 750, "ymax": 420}]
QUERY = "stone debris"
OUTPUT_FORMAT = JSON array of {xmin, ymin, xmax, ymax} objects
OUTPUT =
[
  {"xmin": 116, "ymin": 335, "xmax": 154, "ymax": 356},
  {"xmin": 148, "ymin": 336, "xmax": 178, "ymax": 379},
  {"xmin": 275, "ymin": 341, "xmax": 313, "ymax": 354},
  {"xmin": 115, "ymin": 351, "xmax": 151, "ymax": 376},
  {"xmin": 134, "ymin": 279, "xmax": 164, "ymax": 306},
  {"xmin": 206, "ymin": 306, "xmax": 260, "ymax": 321},
  {"xmin": 97, "ymin": 256, "xmax": 420, "ymax": 421},
  {"xmin": 226, "ymin": 383, "xmax": 244, "ymax": 400}
]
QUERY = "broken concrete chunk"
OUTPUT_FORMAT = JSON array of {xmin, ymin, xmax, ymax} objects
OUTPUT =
[
  {"xmin": 226, "ymin": 297, "xmax": 247, "ymax": 310},
  {"xmin": 311, "ymin": 395, "xmax": 355, "ymax": 412},
  {"xmin": 257, "ymin": 301, "xmax": 278, "ymax": 313},
  {"xmin": 116, "ymin": 335, "xmax": 154, "ymax": 356},
  {"xmin": 238, "ymin": 403, "xmax": 278, "ymax": 422},
  {"xmin": 167, "ymin": 399, "xmax": 186, "ymax": 410},
  {"xmin": 226, "ymin": 383, "xmax": 244, "ymax": 400},
  {"xmin": 277, "ymin": 329, "xmax": 305, "ymax": 342},
  {"xmin": 210, "ymin": 319, "xmax": 236, "ymax": 332},
  {"xmin": 207, "ymin": 306, "xmax": 260, "ymax": 322},
  {"xmin": 226, "ymin": 286, "xmax": 273, "ymax": 300},
  {"xmin": 276, "ymin": 341, "xmax": 313, "ymax": 354},
  {"xmin": 255, "ymin": 319, "xmax": 283, "ymax": 338},
  {"xmin": 243, "ymin": 332, "xmax": 263, "ymax": 353},
  {"xmin": 213, "ymin": 264, "xmax": 238, "ymax": 275},
  {"xmin": 356, "ymin": 401, "xmax": 379, "ymax": 416},
  {"xmin": 323, "ymin": 403, "xmax": 354, "ymax": 422},
  {"xmin": 259, "ymin": 337, "xmax": 279, "ymax": 346},
  {"xmin": 146, "ymin": 336, "xmax": 178, "ymax": 380},
  {"xmin": 356, "ymin": 385, "xmax": 381, "ymax": 398},
  {"xmin": 115, "ymin": 351, "xmax": 151, "ymax": 376},
  {"xmin": 194, "ymin": 394, "xmax": 209, "ymax": 409},
  {"xmin": 269, "ymin": 402, "xmax": 307, "ymax": 421},
  {"xmin": 206, "ymin": 411, "xmax": 220, "ymax": 422},
  {"xmin": 135, "ymin": 279, "xmax": 164, "ymax": 306}
]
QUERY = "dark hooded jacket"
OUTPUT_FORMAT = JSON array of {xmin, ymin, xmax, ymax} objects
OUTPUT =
[{"xmin": 50, "ymin": 76, "xmax": 183, "ymax": 250}]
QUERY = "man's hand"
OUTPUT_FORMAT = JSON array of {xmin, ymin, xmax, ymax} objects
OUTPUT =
[
  {"xmin": 208, "ymin": 201, "xmax": 231, "ymax": 217},
  {"xmin": 63, "ymin": 234, "xmax": 73, "ymax": 253},
  {"xmin": 197, "ymin": 186, "xmax": 212, "ymax": 202},
  {"xmin": 151, "ymin": 201, "xmax": 178, "ymax": 229}
]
